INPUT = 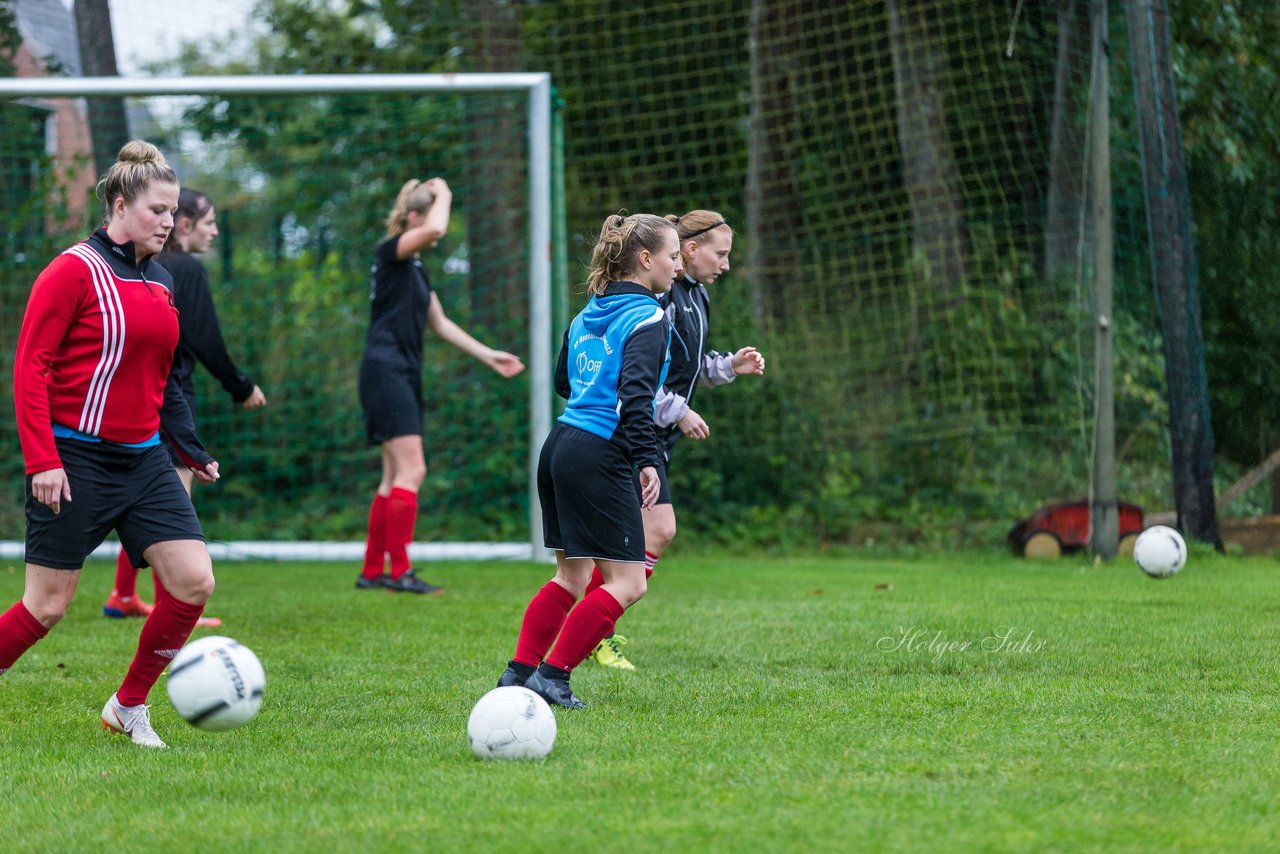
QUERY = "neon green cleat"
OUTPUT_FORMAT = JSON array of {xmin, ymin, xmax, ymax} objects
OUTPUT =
[{"xmin": 589, "ymin": 634, "xmax": 636, "ymax": 671}]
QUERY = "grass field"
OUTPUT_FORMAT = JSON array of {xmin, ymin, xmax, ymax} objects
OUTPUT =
[{"xmin": 2, "ymin": 549, "xmax": 1278, "ymax": 852}]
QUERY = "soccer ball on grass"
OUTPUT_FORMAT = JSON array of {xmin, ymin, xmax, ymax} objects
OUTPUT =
[
  {"xmin": 468, "ymin": 686, "xmax": 556, "ymax": 760},
  {"xmin": 1133, "ymin": 525, "xmax": 1187, "ymax": 579},
  {"xmin": 166, "ymin": 635, "xmax": 265, "ymax": 730}
]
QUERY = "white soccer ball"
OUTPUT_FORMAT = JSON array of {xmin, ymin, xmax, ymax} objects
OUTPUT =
[
  {"xmin": 1133, "ymin": 525, "xmax": 1187, "ymax": 578},
  {"xmin": 467, "ymin": 686, "xmax": 556, "ymax": 760},
  {"xmin": 166, "ymin": 635, "xmax": 265, "ymax": 731}
]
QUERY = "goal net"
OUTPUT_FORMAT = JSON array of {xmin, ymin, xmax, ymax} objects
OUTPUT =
[{"xmin": 0, "ymin": 74, "xmax": 554, "ymax": 561}]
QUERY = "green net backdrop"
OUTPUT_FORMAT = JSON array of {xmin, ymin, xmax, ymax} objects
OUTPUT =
[{"xmin": 4, "ymin": 0, "xmax": 1248, "ymax": 551}]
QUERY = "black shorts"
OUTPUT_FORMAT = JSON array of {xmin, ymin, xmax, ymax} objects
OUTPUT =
[
  {"xmin": 25, "ymin": 438, "xmax": 204, "ymax": 571},
  {"xmin": 359, "ymin": 359, "xmax": 423, "ymax": 446},
  {"xmin": 537, "ymin": 424, "xmax": 645, "ymax": 562}
]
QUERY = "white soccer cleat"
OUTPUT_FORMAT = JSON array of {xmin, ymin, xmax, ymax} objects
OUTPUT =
[{"xmin": 101, "ymin": 693, "xmax": 168, "ymax": 749}]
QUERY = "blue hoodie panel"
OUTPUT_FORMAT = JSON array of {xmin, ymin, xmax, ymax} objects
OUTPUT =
[{"xmin": 558, "ymin": 292, "xmax": 669, "ymax": 442}]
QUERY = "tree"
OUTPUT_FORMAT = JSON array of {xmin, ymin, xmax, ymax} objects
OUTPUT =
[
  {"xmin": 1124, "ymin": 0, "xmax": 1219, "ymax": 546},
  {"xmin": 0, "ymin": 0, "xmax": 20, "ymax": 78},
  {"xmin": 1044, "ymin": 0, "xmax": 1091, "ymax": 284},
  {"xmin": 459, "ymin": 0, "xmax": 526, "ymax": 320},
  {"xmin": 746, "ymin": 0, "xmax": 806, "ymax": 325},
  {"xmin": 1169, "ymin": 1, "xmax": 1280, "ymax": 510},
  {"xmin": 886, "ymin": 0, "xmax": 968, "ymax": 293},
  {"xmin": 73, "ymin": 0, "xmax": 129, "ymax": 174}
]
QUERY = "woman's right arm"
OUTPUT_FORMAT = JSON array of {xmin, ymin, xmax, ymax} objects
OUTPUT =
[
  {"xmin": 14, "ymin": 256, "xmax": 82, "ymax": 478},
  {"xmin": 394, "ymin": 178, "xmax": 453, "ymax": 260}
]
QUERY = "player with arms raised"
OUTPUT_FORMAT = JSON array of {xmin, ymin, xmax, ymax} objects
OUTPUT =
[{"xmin": 355, "ymin": 177, "xmax": 525, "ymax": 594}]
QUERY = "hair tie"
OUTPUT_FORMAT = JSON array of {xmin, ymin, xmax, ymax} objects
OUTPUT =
[
  {"xmin": 684, "ymin": 220, "xmax": 726, "ymax": 240},
  {"xmin": 614, "ymin": 215, "xmax": 625, "ymax": 228}
]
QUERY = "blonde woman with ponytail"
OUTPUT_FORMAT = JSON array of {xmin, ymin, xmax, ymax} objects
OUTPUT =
[
  {"xmin": 6, "ymin": 140, "xmax": 220, "ymax": 748},
  {"xmin": 584, "ymin": 208, "xmax": 766, "ymax": 671},
  {"xmin": 356, "ymin": 176, "xmax": 525, "ymax": 595},
  {"xmin": 495, "ymin": 213, "xmax": 681, "ymax": 709}
]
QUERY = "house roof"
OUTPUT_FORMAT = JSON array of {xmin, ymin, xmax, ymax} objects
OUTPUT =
[{"xmin": 15, "ymin": 0, "xmax": 83, "ymax": 76}]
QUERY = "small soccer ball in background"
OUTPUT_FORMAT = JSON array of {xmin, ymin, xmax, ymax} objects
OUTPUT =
[
  {"xmin": 1133, "ymin": 525, "xmax": 1187, "ymax": 579},
  {"xmin": 468, "ymin": 686, "xmax": 556, "ymax": 760},
  {"xmin": 167, "ymin": 635, "xmax": 265, "ymax": 731}
]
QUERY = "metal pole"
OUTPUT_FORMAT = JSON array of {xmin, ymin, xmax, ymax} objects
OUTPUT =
[
  {"xmin": 527, "ymin": 74, "xmax": 553, "ymax": 562},
  {"xmin": 0, "ymin": 73, "xmax": 551, "ymax": 97}
]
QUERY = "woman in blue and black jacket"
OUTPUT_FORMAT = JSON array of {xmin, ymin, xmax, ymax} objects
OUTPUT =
[
  {"xmin": 496, "ymin": 213, "xmax": 681, "ymax": 709},
  {"xmin": 585, "ymin": 209, "xmax": 766, "ymax": 671}
]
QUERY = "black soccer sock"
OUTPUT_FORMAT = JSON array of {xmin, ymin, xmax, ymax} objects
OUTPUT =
[
  {"xmin": 536, "ymin": 662, "xmax": 572, "ymax": 682},
  {"xmin": 506, "ymin": 660, "xmax": 536, "ymax": 681}
]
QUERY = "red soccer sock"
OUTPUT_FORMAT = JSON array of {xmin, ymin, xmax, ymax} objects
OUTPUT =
[
  {"xmin": 546, "ymin": 588, "xmax": 625, "ymax": 674},
  {"xmin": 513, "ymin": 581, "xmax": 577, "ymax": 668},
  {"xmin": 0, "ymin": 600, "xmax": 49, "ymax": 674},
  {"xmin": 361, "ymin": 493, "xmax": 389, "ymax": 578},
  {"xmin": 113, "ymin": 549, "xmax": 139, "ymax": 599},
  {"xmin": 644, "ymin": 550, "xmax": 660, "ymax": 578},
  {"xmin": 583, "ymin": 565, "xmax": 605, "ymax": 596},
  {"xmin": 386, "ymin": 487, "xmax": 419, "ymax": 578},
  {"xmin": 116, "ymin": 583, "xmax": 205, "ymax": 706}
]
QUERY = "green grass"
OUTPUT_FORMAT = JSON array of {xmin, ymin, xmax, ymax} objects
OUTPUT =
[{"xmin": 2, "ymin": 550, "xmax": 1278, "ymax": 852}]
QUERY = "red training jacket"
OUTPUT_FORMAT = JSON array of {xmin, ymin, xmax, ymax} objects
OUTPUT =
[{"xmin": 14, "ymin": 229, "xmax": 213, "ymax": 475}]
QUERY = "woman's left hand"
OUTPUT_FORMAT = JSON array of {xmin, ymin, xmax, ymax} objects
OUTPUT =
[
  {"xmin": 731, "ymin": 346, "xmax": 765, "ymax": 376},
  {"xmin": 638, "ymin": 466, "xmax": 660, "ymax": 510},
  {"xmin": 488, "ymin": 351, "xmax": 526, "ymax": 378},
  {"xmin": 192, "ymin": 460, "xmax": 220, "ymax": 484},
  {"xmin": 241, "ymin": 386, "xmax": 268, "ymax": 409}
]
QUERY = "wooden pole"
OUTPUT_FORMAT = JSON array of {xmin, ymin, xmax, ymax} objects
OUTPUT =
[{"xmin": 1089, "ymin": 0, "xmax": 1118, "ymax": 558}]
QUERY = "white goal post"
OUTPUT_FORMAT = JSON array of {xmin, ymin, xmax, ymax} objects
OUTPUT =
[{"xmin": 0, "ymin": 73, "xmax": 554, "ymax": 563}]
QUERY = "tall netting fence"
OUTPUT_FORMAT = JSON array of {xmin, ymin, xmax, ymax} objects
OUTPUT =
[{"xmin": 4, "ymin": 0, "xmax": 1221, "ymax": 550}]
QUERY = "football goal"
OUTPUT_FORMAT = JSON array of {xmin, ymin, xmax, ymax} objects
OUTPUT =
[{"xmin": 0, "ymin": 72, "xmax": 556, "ymax": 562}]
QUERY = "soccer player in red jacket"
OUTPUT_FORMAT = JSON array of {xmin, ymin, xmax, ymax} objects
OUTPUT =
[{"xmin": 1, "ymin": 140, "xmax": 221, "ymax": 749}]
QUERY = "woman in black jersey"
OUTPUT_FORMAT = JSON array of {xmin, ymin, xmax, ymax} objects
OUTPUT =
[
  {"xmin": 103, "ymin": 188, "xmax": 265, "ymax": 628},
  {"xmin": 356, "ymin": 177, "xmax": 525, "ymax": 594}
]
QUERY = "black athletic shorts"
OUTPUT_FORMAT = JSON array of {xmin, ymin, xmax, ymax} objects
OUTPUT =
[
  {"xmin": 359, "ymin": 358, "xmax": 423, "ymax": 445},
  {"xmin": 25, "ymin": 438, "xmax": 204, "ymax": 570},
  {"xmin": 537, "ymin": 424, "xmax": 645, "ymax": 562}
]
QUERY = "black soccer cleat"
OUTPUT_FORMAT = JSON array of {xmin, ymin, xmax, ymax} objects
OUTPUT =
[
  {"xmin": 497, "ymin": 661, "xmax": 535, "ymax": 688},
  {"xmin": 525, "ymin": 669, "xmax": 586, "ymax": 710},
  {"xmin": 355, "ymin": 573, "xmax": 391, "ymax": 590},
  {"xmin": 384, "ymin": 570, "xmax": 444, "ymax": 595}
]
